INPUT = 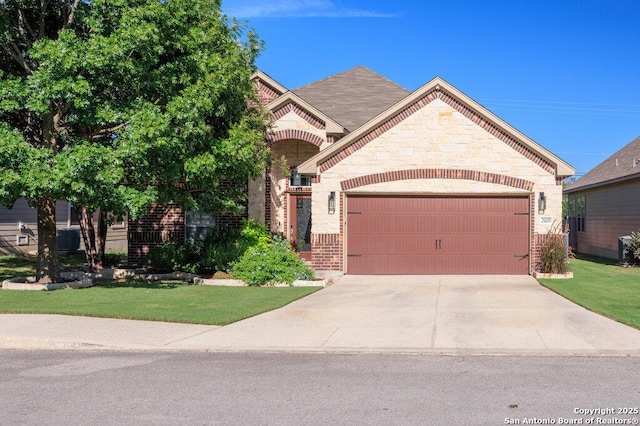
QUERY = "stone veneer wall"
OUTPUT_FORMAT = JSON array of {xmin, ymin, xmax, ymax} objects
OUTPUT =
[{"xmin": 309, "ymin": 99, "xmax": 562, "ymax": 274}]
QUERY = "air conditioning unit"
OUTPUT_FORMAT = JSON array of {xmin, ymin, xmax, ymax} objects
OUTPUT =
[
  {"xmin": 57, "ymin": 228, "xmax": 81, "ymax": 254},
  {"xmin": 618, "ymin": 236, "xmax": 633, "ymax": 263}
]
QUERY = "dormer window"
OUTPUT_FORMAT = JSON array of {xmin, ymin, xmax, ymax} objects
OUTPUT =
[{"xmin": 289, "ymin": 168, "xmax": 311, "ymax": 187}]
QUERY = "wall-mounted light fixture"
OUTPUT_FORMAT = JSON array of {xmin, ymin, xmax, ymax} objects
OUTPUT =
[
  {"xmin": 328, "ymin": 191, "xmax": 336, "ymax": 214},
  {"xmin": 538, "ymin": 192, "xmax": 546, "ymax": 214},
  {"xmin": 290, "ymin": 168, "xmax": 301, "ymax": 187}
]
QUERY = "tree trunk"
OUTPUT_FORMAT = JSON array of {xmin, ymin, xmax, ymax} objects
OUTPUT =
[
  {"xmin": 78, "ymin": 206, "xmax": 100, "ymax": 272},
  {"xmin": 96, "ymin": 209, "xmax": 108, "ymax": 268},
  {"xmin": 36, "ymin": 196, "xmax": 61, "ymax": 283}
]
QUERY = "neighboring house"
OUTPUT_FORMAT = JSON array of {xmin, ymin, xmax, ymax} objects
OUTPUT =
[
  {"xmin": 0, "ymin": 199, "xmax": 128, "ymax": 256},
  {"xmin": 564, "ymin": 136, "xmax": 640, "ymax": 259},
  {"xmin": 129, "ymin": 66, "xmax": 575, "ymax": 274}
]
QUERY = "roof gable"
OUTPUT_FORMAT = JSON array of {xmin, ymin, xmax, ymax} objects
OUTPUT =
[
  {"xmin": 298, "ymin": 77, "xmax": 574, "ymax": 178},
  {"xmin": 293, "ymin": 66, "xmax": 410, "ymax": 131},
  {"xmin": 251, "ymin": 70, "xmax": 288, "ymax": 106},
  {"xmin": 565, "ymin": 136, "xmax": 640, "ymax": 192},
  {"xmin": 267, "ymin": 92, "xmax": 345, "ymax": 134}
]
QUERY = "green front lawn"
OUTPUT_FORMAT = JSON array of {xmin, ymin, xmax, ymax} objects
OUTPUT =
[
  {"xmin": 538, "ymin": 255, "xmax": 640, "ymax": 330},
  {"xmin": 0, "ymin": 255, "xmax": 321, "ymax": 325}
]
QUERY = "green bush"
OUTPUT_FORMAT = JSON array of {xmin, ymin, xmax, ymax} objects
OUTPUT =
[
  {"xmin": 148, "ymin": 242, "xmax": 183, "ymax": 273},
  {"xmin": 230, "ymin": 237, "xmax": 314, "ymax": 286},
  {"xmin": 148, "ymin": 241, "xmax": 201, "ymax": 273},
  {"xmin": 103, "ymin": 252, "xmax": 126, "ymax": 267},
  {"xmin": 148, "ymin": 219, "xmax": 273, "ymax": 274},
  {"xmin": 200, "ymin": 219, "xmax": 271, "ymax": 272},
  {"xmin": 538, "ymin": 233, "xmax": 569, "ymax": 274},
  {"xmin": 629, "ymin": 231, "xmax": 640, "ymax": 263}
]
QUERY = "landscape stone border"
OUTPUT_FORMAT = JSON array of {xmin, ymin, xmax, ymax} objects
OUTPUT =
[
  {"xmin": 2, "ymin": 274, "xmax": 93, "ymax": 291},
  {"xmin": 2, "ymin": 268, "xmax": 329, "ymax": 290},
  {"xmin": 532, "ymin": 271, "xmax": 574, "ymax": 279}
]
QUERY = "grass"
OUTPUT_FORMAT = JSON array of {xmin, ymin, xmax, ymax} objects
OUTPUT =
[
  {"xmin": 538, "ymin": 254, "xmax": 640, "ymax": 330},
  {"xmin": 0, "ymin": 255, "xmax": 321, "ymax": 325}
]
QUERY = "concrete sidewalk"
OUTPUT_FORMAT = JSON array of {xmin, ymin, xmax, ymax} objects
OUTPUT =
[{"xmin": 2, "ymin": 275, "xmax": 640, "ymax": 355}]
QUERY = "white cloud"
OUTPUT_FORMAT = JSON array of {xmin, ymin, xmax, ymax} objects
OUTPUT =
[{"xmin": 223, "ymin": 0, "xmax": 398, "ymax": 18}]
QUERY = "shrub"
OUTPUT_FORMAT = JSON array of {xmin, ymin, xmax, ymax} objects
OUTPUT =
[
  {"xmin": 147, "ymin": 241, "xmax": 201, "ymax": 273},
  {"xmin": 538, "ymin": 232, "xmax": 569, "ymax": 274},
  {"xmin": 147, "ymin": 219, "xmax": 273, "ymax": 274},
  {"xmin": 148, "ymin": 242, "xmax": 183, "ymax": 273},
  {"xmin": 230, "ymin": 237, "xmax": 314, "ymax": 286},
  {"xmin": 629, "ymin": 231, "xmax": 640, "ymax": 263},
  {"xmin": 200, "ymin": 219, "xmax": 271, "ymax": 272},
  {"xmin": 103, "ymin": 252, "xmax": 126, "ymax": 267},
  {"xmin": 237, "ymin": 219, "xmax": 271, "ymax": 251}
]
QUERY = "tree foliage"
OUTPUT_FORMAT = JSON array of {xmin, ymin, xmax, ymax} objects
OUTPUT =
[{"xmin": 0, "ymin": 0, "xmax": 269, "ymax": 279}]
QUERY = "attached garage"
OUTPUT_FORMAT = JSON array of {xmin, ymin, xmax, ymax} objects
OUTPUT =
[
  {"xmin": 346, "ymin": 196, "xmax": 530, "ymax": 275},
  {"xmin": 294, "ymin": 76, "xmax": 575, "ymax": 276}
]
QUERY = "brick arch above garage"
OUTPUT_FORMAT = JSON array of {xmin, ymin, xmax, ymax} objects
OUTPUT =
[
  {"xmin": 340, "ymin": 168, "xmax": 535, "ymax": 191},
  {"xmin": 266, "ymin": 130, "xmax": 325, "ymax": 148}
]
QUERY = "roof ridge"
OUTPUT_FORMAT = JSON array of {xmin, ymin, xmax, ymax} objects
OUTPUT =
[
  {"xmin": 567, "ymin": 135, "xmax": 640, "ymax": 191},
  {"xmin": 293, "ymin": 65, "xmax": 409, "ymax": 92}
]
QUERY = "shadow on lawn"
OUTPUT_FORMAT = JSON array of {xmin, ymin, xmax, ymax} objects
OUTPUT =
[
  {"xmin": 94, "ymin": 280, "xmax": 185, "ymax": 290},
  {"xmin": 575, "ymin": 253, "xmax": 622, "ymax": 266}
]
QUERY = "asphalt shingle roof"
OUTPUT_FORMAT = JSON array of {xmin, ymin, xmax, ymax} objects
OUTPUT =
[
  {"xmin": 292, "ymin": 66, "xmax": 411, "ymax": 132},
  {"xmin": 566, "ymin": 136, "xmax": 640, "ymax": 192}
]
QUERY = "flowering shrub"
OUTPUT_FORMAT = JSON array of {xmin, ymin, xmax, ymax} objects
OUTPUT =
[{"xmin": 230, "ymin": 237, "xmax": 315, "ymax": 286}]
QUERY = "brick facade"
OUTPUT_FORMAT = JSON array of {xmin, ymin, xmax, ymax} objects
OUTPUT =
[
  {"xmin": 128, "ymin": 203, "xmax": 185, "ymax": 267},
  {"xmin": 127, "ymin": 182, "xmax": 249, "ymax": 267},
  {"xmin": 311, "ymin": 233, "xmax": 342, "ymax": 270}
]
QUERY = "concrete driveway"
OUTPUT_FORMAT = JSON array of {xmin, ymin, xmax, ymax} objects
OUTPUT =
[{"xmin": 176, "ymin": 275, "xmax": 640, "ymax": 355}]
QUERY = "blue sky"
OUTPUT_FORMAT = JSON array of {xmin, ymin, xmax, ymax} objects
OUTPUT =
[{"xmin": 222, "ymin": 0, "xmax": 640, "ymax": 177}]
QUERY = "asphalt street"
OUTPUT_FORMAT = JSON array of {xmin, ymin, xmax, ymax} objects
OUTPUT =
[{"xmin": 2, "ymin": 350, "xmax": 639, "ymax": 425}]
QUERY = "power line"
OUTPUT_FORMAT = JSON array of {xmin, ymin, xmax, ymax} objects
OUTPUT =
[
  {"xmin": 477, "ymin": 98, "xmax": 640, "ymax": 116},
  {"xmin": 478, "ymin": 98, "xmax": 640, "ymax": 108}
]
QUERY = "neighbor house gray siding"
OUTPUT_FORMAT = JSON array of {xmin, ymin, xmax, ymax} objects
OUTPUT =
[
  {"xmin": 567, "ymin": 177, "xmax": 640, "ymax": 259},
  {"xmin": 0, "ymin": 199, "xmax": 127, "ymax": 255}
]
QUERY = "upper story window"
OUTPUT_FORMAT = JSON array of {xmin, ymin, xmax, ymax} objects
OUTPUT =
[{"xmin": 289, "ymin": 168, "xmax": 311, "ymax": 187}]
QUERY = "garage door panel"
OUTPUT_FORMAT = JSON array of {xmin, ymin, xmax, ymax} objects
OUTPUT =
[{"xmin": 346, "ymin": 196, "xmax": 529, "ymax": 275}]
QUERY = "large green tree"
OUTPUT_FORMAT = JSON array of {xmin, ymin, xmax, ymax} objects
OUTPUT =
[{"xmin": 0, "ymin": 0, "xmax": 269, "ymax": 281}]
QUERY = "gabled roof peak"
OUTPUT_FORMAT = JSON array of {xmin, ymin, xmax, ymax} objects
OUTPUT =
[{"xmin": 292, "ymin": 66, "xmax": 411, "ymax": 131}]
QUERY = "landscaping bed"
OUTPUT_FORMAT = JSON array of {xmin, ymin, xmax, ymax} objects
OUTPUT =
[{"xmin": 0, "ymin": 254, "xmax": 322, "ymax": 325}]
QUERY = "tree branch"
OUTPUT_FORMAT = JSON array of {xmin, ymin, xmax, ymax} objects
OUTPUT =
[
  {"xmin": 2, "ymin": 43, "xmax": 33, "ymax": 74},
  {"xmin": 63, "ymin": 0, "xmax": 82, "ymax": 29},
  {"xmin": 90, "ymin": 122, "xmax": 129, "ymax": 139},
  {"xmin": 17, "ymin": 7, "xmax": 37, "ymax": 42},
  {"xmin": 52, "ymin": 101, "xmax": 73, "ymax": 133},
  {"xmin": 39, "ymin": 0, "xmax": 47, "ymax": 39}
]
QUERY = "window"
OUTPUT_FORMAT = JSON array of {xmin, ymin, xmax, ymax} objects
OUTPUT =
[
  {"xmin": 567, "ymin": 196, "xmax": 586, "ymax": 232},
  {"xmin": 185, "ymin": 209, "xmax": 215, "ymax": 241},
  {"xmin": 108, "ymin": 213, "xmax": 126, "ymax": 229},
  {"xmin": 289, "ymin": 168, "xmax": 311, "ymax": 187},
  {"xmin": 69, "ymin": 205, "xmax": 126, "ymax": 229}
]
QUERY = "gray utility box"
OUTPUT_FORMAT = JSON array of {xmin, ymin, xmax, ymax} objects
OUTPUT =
[{"xmin": 618, "ymin": 235, "xmax": 633, "ymax": 263}]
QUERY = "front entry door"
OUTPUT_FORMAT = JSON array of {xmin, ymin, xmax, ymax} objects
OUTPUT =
[{"xmin": 290, "ymin": 194, "xmax": 312, "ymax": 260}]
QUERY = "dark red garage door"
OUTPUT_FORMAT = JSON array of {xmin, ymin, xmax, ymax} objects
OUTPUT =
[{"xmin": 346, "ymin": 196, "xmax": 530, "ymax": 275}]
